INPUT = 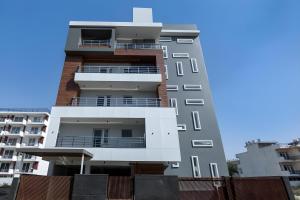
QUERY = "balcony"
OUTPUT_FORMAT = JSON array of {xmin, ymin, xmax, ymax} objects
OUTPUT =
[
  {"xmin": 74, "ymin": 65, "xmax": 162, "ymax": 90},
  {"xmin": 56, "ymin": 136, "xmax": 145, "ymax": 148},
  {"xmin": 7, "ymin": 119, "xmax": 26, "ymax": 125},
  {"xmin": 3, "ymin": 131, "xmax": 22, "ymax": 137},
  {"xmin": 71, "ymin": 97, "xmax": 161, "ymax": 107},
  {"xmin": 24, "ymin": 131, "xmax": 44, "ymax": 137},
  {"xmin": 79, "ymin": 39, "xmax": 112, "ymax": 48},
  {"xmin": 115, "ymin": 43, "xmax": 161, "ymax": 50}
]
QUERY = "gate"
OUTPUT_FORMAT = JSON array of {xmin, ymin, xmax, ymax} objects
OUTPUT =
[
  {"xmin": 108, "ymin": 176, "xmax": 133, "ymax": 200},
  {"xmin": 16, "ymin": 175, "xmax": 72, "ymax": 200}
]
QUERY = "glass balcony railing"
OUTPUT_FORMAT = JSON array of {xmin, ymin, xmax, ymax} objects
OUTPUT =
[
  {"xmin": 71, "ymin": 97, "xmax": 161, "ymax": 107},
  {"xmin": 77, "ymin": 66, "xmax": 160, "ymax": 74},
  {"xmin": 79, "ymin": 39, "xmax": 112, "ymax": 47},
  {"xmin": 56, "ymin": 136, "xmax": 146, "ymax": 148}
]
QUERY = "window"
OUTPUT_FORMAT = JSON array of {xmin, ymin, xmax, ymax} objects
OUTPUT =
[
  {"xmin": 162, "ymin": 46, "xmax": 168, "ymax": 58},
  {"xmin": 0, "ymin": 117, "xmax": 5, "ymax": 122},
  {"xmin": 24, "ymin": 154, "xmax": 32, "ymax": 159},
  {"xmin": 3, "ymin": 150, "xmax": 14, "ymax": 159},
  {"xmin": 11, "ymin": 127, "xmax": 21, "ymax": 134},
  {"xmin": 123, "ymin": 96, "xmax": 133, "ymax": 105},
  {"xmin": 279, "ymin": 152, "xmax": 290, "ymax": 160},
  {"xmin": 191, "ymin": 156, "xmax": 201, "ymax": 177},
  {"xmin": 176, "ymin": 62, "xmax": 184, "ymax": 76},
  {"xmin": 22, "ymin": 163, "xmax": 31, "ymax": 172},
  {"xmin": 185, "ymin": 99, "xmax": 204, "ymax": 105},
  {"xmin": 164, "ymin": 65, "xmax": 168, "ymax": 80},
  {"xmin": 170, "ymin": 98, "xmax": 178, "ymax": 115},
  {"xmin": 192, "ymin": 111, "xmax": 201, "ymax": 130},
  {"xmin": 190, "ymin": 58, "xmax": 199, "ymax": 73},
  {"xmin": 122, "ymin": 129, "xmax": 132, "ymax": 137},
  {"xmin": 6, "ymin": 138, "xmax": 17, "ymax": 146},
  {"xmin": 183, "ymin": 84, "xmax": 202, "ymax": 91},
  {"xmin": 160, "ymin": 37, "xmax": 172, "ymax": 42},
  {"xmin": 172, "ymin": 53, "xmax": 189, "ymax": 58},
  {"xmin": 30, "ymin": 127, "xmax": 39, "ymax": 134},
  {"xmin": 0, "ymin": 163, "xmax": 10, "ymax": 172},
  {"xmin": 172, "ymin": 162, "xmax": 180, "ymax": 168},
  {"xmin": 28, "ymin": 138, "xmax": 36, "ymax": 146},
  {"xmin": 0, "ymin": 127, "xmax": 3, "ymax": 132},
  {"xmin": 192, "ymin": 140, "xmax": 213, "ymax": 147},
  {"xmin": 13, "ymin": 117, "xmax": 23, "ymax": 122},
  {"xmin": 282, "ymin": 165, "xmax": 295, "ymax": 174},
  {"xmin": 177, "ymin": 38, "xmax": 194, "ymax": 44},
  {"xmin": 177, "ymin": 124, "xmax": 187, "ymax": 131},
  {"xmin": 166, "ymin": 85, "xmax": 178, "ymax": 91},
  {"xmin": 33, "ymin": 117, "xmax": 42, "ymax": 123},
  {"xmin": 209, "ymin": 163, "xmax": 220, "ymax": 178}
]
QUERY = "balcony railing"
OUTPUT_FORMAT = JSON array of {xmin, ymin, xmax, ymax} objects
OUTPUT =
[
  {"xmin": 56, "ymin": 136, "xmax": 146, "ymax": 148},
  {"xmin": 80, "ymin": 39, "xmax": 111, "ymax": 47},
  {"xmin": 71, "ymin": 97, "xmax": 161, "ymax": 107},
  {"xmin": 78, "ymin": 66, "xmax": 160, "ymax": 74},
  {"xmin": 116, "ymin": 43, "xmax": 161, "ymax": 49}
]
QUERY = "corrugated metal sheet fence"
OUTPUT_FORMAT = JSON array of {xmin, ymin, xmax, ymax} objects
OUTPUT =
[{"xmin": 16, "ymin": 175, "xmax": 72, "ymax": 200}]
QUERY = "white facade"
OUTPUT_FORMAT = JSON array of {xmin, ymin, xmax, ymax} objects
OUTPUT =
[
  {"xmin": 45, "ymin": 106, "xmax": 181, "ymax": 162},
  {"xmin": 0, "ymin": 109, "xmax": 50, "ymax": 185}
]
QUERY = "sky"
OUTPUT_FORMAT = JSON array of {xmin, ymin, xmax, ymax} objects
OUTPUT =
[{"xmin": 0, "ymin": 0, "xmax": 299, "ymax": 159}]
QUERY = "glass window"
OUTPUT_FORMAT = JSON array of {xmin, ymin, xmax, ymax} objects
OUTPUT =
[
  {"xmin": 30, "ymin": 127, "xmax": 39, "ymax": 134},
  {"xmin": 13, "ymin": 117, "xmax": 23, "ymax": 122},
  {"xmin": 0, "ymin": 163, "xmax": 10, "ymax": 172},
  {"xmin": 170, "ymin": 98, "xmax": 178, "ymax": 115},
  {"xmin": 183, "ymin": 84, "xmax": 202, "ymax": 91},
  {"xmin": 11, "ymin": 127, "xmax": 21, "ymax": 134},
  {"xmin": 22, "ymin": 163, "xmax": 31, "ymax": 172},
  {"xmin": 185, "ymin": 99, "xmax": 204, "ymax": 105},
  {"xmin": 192, "ymin": 140, "xmax": 213, "ymax": 147},
  {"xmin": 177, "ymin": 38, "xmax": 194, "ymax": 44},
  {"xmin": 172, "ymin": 53, "xmax": 189, "ymax": 58},
  {"xmin": 210, "ymin": 163, "xmax": 220, "ymax": 178},
  {"xmin": 176, "ymin": 62, "xmax": 184, "ymax": 76},
  {"xmin": 33, "ymin": 117, "xmax": 42, "ymax": 123},
  {"xmin": 192, "ymin": 111, "xmax": 201, "ymax": 130},
  {"xmin": 162, "ymin": 46, "xmax": 168, "ymax": 58},
  {"xmin": 123, "ymin": 96, "xmax": 133, "ymax": 105},
  {"xmin": 121, "ymin": 129, "xmax": 132, "ymax": 137},
  {"xmin": 28, "ymin": 138, "xmax": 36, "ymax": 146},
  {"xmin": 191, "ymin": 156, "xmax": 201, "ymax": 177},
  {"xmin": 190, "ymin": 58, "xmax": 199, "ymax": 73}
]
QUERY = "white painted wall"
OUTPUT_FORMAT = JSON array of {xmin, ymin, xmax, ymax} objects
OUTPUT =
[{"xmin": 45, "ymin": 106, "xmax": 181, "ymax": 162}]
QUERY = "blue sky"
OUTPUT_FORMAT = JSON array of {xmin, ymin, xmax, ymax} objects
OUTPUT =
[{"xmin": 0, "ymin": 0, "xmax": 299, "ymax": 159}]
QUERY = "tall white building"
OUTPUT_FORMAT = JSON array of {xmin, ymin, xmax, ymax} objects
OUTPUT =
[{"xmin": 0, "ymin": 108, "xmax": 49, "ymax": 185}]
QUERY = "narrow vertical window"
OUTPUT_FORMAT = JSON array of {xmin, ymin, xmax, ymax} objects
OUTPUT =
[
  {"xmin": 191, "ymin": 156, "xmax": 201, "ymax": 177},
  {"xmin": 170, "ymin": 98, "xmax": 178, "ymax": 115},
  {"xmin": 162, "ymin": 46, "xmax": 168, "ymax": 59},
  {"xmin": 192, "ymin": 111, "xmax": 201, "ymax": 130},
  {"xmin": 164, "ymin": 65, "xmax": 168, "ymax": 80},
  {"xmin": 176, "ymin": 62, "xmax": 184, "ymax": 76},
  {"xmin": 209, "ymin": 163, "xmax": 220, "ymax": 178},
  {"xmin": 190, "ymin": 58, "xmax": 199, "ymax": 73}
]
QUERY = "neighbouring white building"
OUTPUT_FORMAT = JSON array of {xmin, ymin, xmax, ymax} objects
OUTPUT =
[
  {"xmin": 235, "ymin": 139, "xmax": 300, "ymax": 186},
  {"xmin": 0, "ymin": 108, "xmax": 49, "ymax": 185}
]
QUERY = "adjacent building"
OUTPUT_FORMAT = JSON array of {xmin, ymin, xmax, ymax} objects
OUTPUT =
[
  {"xmin": 235, "ymin": 139, "xmax": 300, "ymax": 179},
  {"xmin": 19, "ymin": 8, "xmax": 228, "ymax": 177},
  {"xmin": 0, "ymin": 108, "xmax": 49, "ymax": 184}
]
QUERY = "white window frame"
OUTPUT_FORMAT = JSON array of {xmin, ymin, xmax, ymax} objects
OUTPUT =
[
  {"xmin": 183, "ymin": 84, "xmax": 202, "ymax": 91},
  {"xmin": 176, "ymin": 62, "xmax": 184, "ymax": 76},
  {"xmin": 185, "ymin": 99, "xmax": 204, "ymax": 105},
  {"xmin": 177, "ymin": 124, "xmax": 187, "ymax": 131},
  {"xmin": 166, "ymin": 85, "xmax": 178, "ymax": 91},
  {"xmin": 192, "ymin": 140, "xmax": 213, "ymax": 147},
  {"xmin": 209, "ymin": 163, "xmax": 220, "ymax": 178},
  {"xmin": 191, "ymin": 156, "xmax": 201, "ymax": 177},
  {"xmin": 160, "ymin": 37, "xmax": 172, "ymax": 42},
  {"xmin": 164, "ymin": 65, "xmax": 168, "ymax": 80},
  {"xmin": 171, "ymin": 162, "xmax": 180, "ymax": 168},
  {"xmin": 190, "ymin": 58, "xmax": 199, "ymax": 73},
  {"xmin": 192, "ymin": 111, "xmax": 201, "ymax": 130},
  {"xmin": 170, "ymin": 98, "xmax": 178, "ymax": 115},
  {"xmin": 162, "ymin": 46, "xmax": 168, "ymax": 59},
  {"xmin": 172, "ymin": 53, "xmax": 189, "ymax": 58},
  {"xmin": 177, "ymin": 38, "xmax": 194, "ymax": 44}
]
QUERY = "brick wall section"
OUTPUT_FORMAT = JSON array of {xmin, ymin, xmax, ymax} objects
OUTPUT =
[
  {"xmin": 115, "ymin": 49, "xmax": 169, "ymax": 107},
  {"xmin": 55, "ymin": 56, "xmax": 82, "ymax": 106}
]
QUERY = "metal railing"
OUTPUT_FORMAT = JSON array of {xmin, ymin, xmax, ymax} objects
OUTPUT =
[
  {"xmin": 80, "ymin": 40, "xmax": 111, "ymax": 47},
  {"xmin": 116, "ymin": 43, "xmax": 161, "ymax": 49},
  {"xmin": 78, "ymin": 66, "xmax": 160, "ymax": 74},
  {"xmin": 71, "ymin": 97, "xmax": 161, "ymax": 107},
  {"xmin": 56, "ymin": 136, "xmax": 146, "ymax": 148}
]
